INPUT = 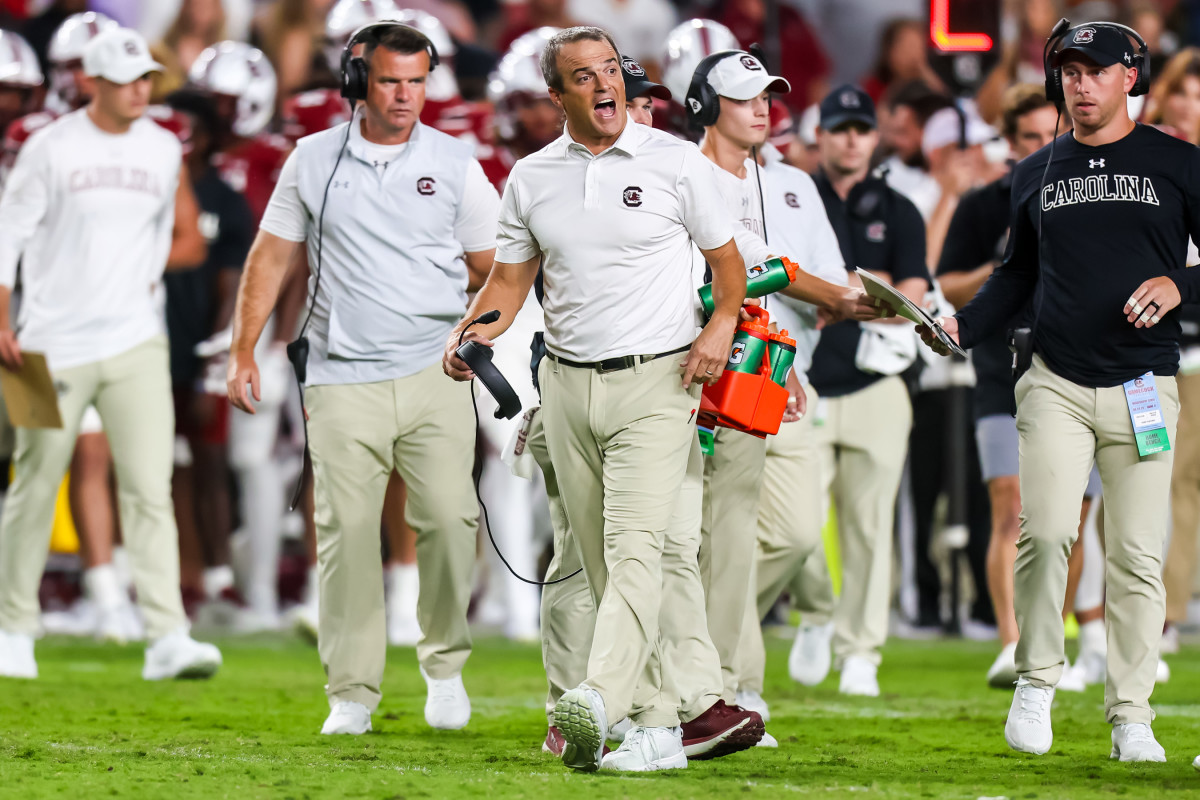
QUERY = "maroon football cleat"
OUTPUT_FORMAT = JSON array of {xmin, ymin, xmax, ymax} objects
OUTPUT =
[{"xmin": 681, "ymin": 700, "xmax": 764, "ymax": 760}]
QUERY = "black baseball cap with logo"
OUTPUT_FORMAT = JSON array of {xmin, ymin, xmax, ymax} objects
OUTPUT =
[
  {"xmin": 818, "ymin": 84, "xmax": 876, "ymax": 131},
  {"xmin": 621, "ymin": 55, "xmax": 672, "ymax": 101},
  {"xmin": 1055, "ymin": 24, "xmax": 1135, "ymax": 68}
]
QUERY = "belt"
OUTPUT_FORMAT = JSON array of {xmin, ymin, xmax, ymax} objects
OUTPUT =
[{"xmin": 547, "ymin": 344, "xmax": 691, "ymax": 374}]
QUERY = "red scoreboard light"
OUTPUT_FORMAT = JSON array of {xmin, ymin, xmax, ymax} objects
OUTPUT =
[{"xmin": 928, "ymin": 0, "xmax": 1001, "ymax": 93}]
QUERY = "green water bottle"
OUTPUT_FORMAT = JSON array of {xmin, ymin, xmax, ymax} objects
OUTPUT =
[
  {"xmin": 725, "ymin": 307, "xmax": 771, "ymax": 374},
  {"xmin": 699, "ymin": 256, "xmax": 799, "ymax": 317},
  {"xmin": 767, "ymin": 330, "xmax": 797, "ymax": 387}
]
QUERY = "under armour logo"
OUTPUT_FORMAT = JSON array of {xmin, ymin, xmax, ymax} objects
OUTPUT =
[
  {"xmin": 1124, "ymin": 52, "xmax": 1132, "ymax": 64},
  {"xmin": 332, "ymin": 180, "xmax": 350, "ymax": 188},
  {"xmin": 1089, "ymin": 159, "xmax": 1105, "ymax": 169}
]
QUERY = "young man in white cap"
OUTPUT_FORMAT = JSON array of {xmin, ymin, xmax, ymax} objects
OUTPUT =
[{"xmin": 0, "ymin": 26, "xmax": 220, "ymax": 681}]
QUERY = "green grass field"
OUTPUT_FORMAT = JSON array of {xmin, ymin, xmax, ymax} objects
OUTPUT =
[{"xmin": 2, "ymin": 631, "xmax": 1199, "ymax": 799}]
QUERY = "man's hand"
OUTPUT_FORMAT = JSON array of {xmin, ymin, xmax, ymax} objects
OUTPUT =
[
  {"xmin": 682, "ymin": 315, "xmax": 736, "ymax": 388},
  {"xmin": 819, "ymin": 287, "xmax": 894, "ymax": 327},
  {"xmin": 227, "ymin": 349, "xmax": 261, "ymax": 414},
  {"xmin": 0, "ymin": 328, "xmax": 22, "ymax": 370},
  {"xmin": 1125, "ymin": 277, "xmax": 1182, "ymax": 329},
  {"xmin": 917, "ymin": 315, "xmax": 960, "ymax": 357},
  {"xmin": 444, "ymin": 330, "xmax": 492, "ymax": 381},
  {"xmin": 782, "ymin": 369, "xmax": 806, "ymax": 422}
]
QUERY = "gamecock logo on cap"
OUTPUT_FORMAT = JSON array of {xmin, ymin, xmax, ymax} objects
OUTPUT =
[{"xmin": 1073, "ymin": 28, "xmax": 1095, "ymax": 44}]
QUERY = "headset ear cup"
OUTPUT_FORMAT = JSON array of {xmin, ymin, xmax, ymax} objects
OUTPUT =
[{"xmin": 348, "ymin": 57, "xmax": 369, "ymax": 101}]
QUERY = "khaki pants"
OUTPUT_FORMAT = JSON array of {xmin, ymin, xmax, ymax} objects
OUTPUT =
[
  {"xmin": 306, "ymin": 362, "xmax": 477, "ymax": 711},
  {"xmin": 539, "ymin": 354, "xmax": 699, "ymax": 727},
  {"xmin": 1164, "ymin": 371, "xmax": 1200, "ymax": 624},
  {"xmin": 808, "ymin": 376, "xmax": 912, "ymax": 667},
  {"xmin": 735, "ymin": 384, "xmax": 824, "ymax": 694},
  {"xmin": 528, "ymin": 409, "xmax": 596, "ymax": 724},
  {"xmin": 0, "ymin": 336, "xmax": 186, "ymax": 639},
  {"xmin": 699, "ymin": 425, "xmax": 767, "ymax": 701},
  {"xmin": 1014, "ymin": 356, "xmax": 1177, "ymax": 725}
]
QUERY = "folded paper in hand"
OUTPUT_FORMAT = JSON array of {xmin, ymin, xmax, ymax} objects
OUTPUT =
[
  {"xmin": 0, "ymin": 352, "xmax": 63, "ymax": 429},
  {"xmin": 855, "ymin": 268, "xmax": 966, "ymax": 357}
]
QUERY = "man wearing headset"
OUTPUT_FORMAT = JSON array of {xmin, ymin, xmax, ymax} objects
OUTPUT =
[
  {"xmin": 922, "ymin": 22, "xmax": 1200, "ymax": 762},
  {"xmin": 227, "ymin": 22, "xmax": 499, "ymax": 736}
]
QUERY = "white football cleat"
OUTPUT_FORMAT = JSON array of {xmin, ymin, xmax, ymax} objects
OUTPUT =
[
  {"xmin": 1005, "ymin": 678, "xmax": 1054, "ymax": 755},
  {"xmin": 142, "ymin": 630, "xmax": 221, "ymax": 681},
  {"xmin": 553, "ymin": 684, "xmax": 608, "ymax": 772},
  {"xmin": 1111, "ymin": 723, "xmax": 1166, "ymax": 762},
  {"xmin": 321, "ymin": 701, "xmax": 372, "ymax": 735},
  {"xmin": 735, "ymin": 689, "xmax": 770, "ymax": 722},
  {"xmin": 421, "ymin": 666, "xmax": 470, "ymax": 730},
  {"xmin": 986, "ymin": 642, "xmax": 1019, "ymax": 688},
  {"xmin": 789, "ymin": 621, "xmax": 834, "ymax": 686},
  {"xmin": 1156, "ymin": 658, "xmax": 1171, "ymax": 684},
  {"xmin": 839, "ymin": 656, "xmax": 880, "ymax": 697},
  {"xmin": 756, "ymin": 730, "xmax": 779, "ymax": 748},
  {"xmin": 1191, "ymin": 753, "xmax": 1200, "ymax": 771},
  {"xmin": 1057, "ymin": 657, "xmax": 1086, "ymax": 693},
  {"xmin": 290, "ymin": 602, "xmax": 319, "ymax": 646},
  {"xmin": 600, "ymin": 725, "xmax": 686, "ymax": 771},
  {"xmin": 1161, "ymin": 625, "xmax": 1179, "ymax": 655},
  {"xmin": 0, "ymin": 630, "xmax": 37, "ymax": 679}
]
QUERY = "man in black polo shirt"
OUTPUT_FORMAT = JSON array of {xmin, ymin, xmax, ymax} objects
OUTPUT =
[
  {"xmin": 936, "ymin": 83, "xmax": 1107, "ymax": 692},
  {"xmin": 794, "ymin": 85, "xmax": 928, "ymax": 697},
  {"xmin": 923, "ymin": 23, "xmax": 1200, "ymax": 761}
]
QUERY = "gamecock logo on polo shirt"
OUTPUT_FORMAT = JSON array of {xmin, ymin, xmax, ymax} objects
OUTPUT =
[
  {"xmin": 417, "ymin": 177, "xmax": 436, "ymax": 195},
  {"xmin": 623, "ymin": 186, "xmax": 643, "ymax": 207},
  {"xmin": 866, "ymin": 221, "xmax": 886, "ymax": 242},
  {"xmin": 785, "ymin": 192, "xmax": 799, "ymax": 208}
]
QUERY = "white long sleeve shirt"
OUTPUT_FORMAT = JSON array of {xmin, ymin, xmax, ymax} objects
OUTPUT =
[{"xmin": 0, "ymin": 109, "xmax": 180, "ymax": 370}]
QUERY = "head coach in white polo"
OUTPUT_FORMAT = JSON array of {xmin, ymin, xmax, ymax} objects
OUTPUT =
[
  {"xmin": 444, "ymin": 26, "xmax": 748, "ymax": 771},
  {"xmin": 227, "ymin": 21, "xmax": 499, "ymax": 736}
]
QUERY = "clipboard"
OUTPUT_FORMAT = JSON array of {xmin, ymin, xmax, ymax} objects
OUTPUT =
[
  {"xmin": 855, "ymin": 268, "xmax": 967, "ymax": 358},
  {"xmin": 0, "ymin": 352, "xmax": 63, "ymax": 429}
]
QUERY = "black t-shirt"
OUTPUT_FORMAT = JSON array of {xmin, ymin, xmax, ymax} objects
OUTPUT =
[
  {"xmin": 936, "ymin": 173, "xmax": 1020, "ymax": 418},
  {"xmin": 164, "ymin": 167, "xmax": 252, "ymax": 386},
  {"xmin": 808, "ymin": 170, "xmax": 930, "ymax": 398},
  {"xmin": 957, "ymin": 124, "xmax": 1200, "ymax": 388}
]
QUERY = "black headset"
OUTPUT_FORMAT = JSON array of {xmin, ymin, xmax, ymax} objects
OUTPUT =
[
  {"xmin": 684, "ymin": 50, "xmax": 740, "ymax": 128},
  {"xmin": 339, "ymin": 20, "xmax": 440, "ymax": 102},
  {"xmin": 1043, "ymin": 19, "xmax": 1150, "ymax": 103}
]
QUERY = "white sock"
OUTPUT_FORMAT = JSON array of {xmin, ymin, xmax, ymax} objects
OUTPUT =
[
  {"xmin": 84, "ymin": 563, "xmax": 123, "ymax": 611},
  {"xmin": 203, "ymin": 565, "xmax": 235, "ymax": 600},
  {"xmin": 111, "ymin": 546, "xmax": 135, "ymax": 592},
  {"xmin": 304, "ymin": 565, "xmax": 319, "ymax": 608},
  {"xmin": 236, "ymin": 459, "xmax": 285, "ymax": 617},
  {"xmin": 1079, "ymin": 618, "xmax": 1106, "ymax": 655},
  {"xmin": 386, "ymin": 562, "xmax": 419, "ymax": 619}
]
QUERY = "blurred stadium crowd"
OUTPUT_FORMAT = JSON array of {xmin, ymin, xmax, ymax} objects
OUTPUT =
[{"xmin": 0, "ymin": 0, "xmax": 1199, "ymax": 694}]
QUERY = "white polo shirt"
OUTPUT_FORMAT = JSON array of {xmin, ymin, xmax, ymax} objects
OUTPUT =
[
  {"xmin": 260, "ymin": 115, "xmax": 499, "ymax": 386},
  {"xmin": 0, "ymin": 109, "xmax": 179, "ymax": 370},
  {"xmin": 760, "ymin": 148, "xmax": 846, "ymax": 384},
  {"xmin": 495, "ymin": 121, "xmax": 733, "ymax": 363}
]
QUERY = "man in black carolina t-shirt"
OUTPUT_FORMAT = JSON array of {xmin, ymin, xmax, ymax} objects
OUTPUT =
[{"xmin": 923, "ymin": 24, "xmax": 1200, "ymax": 762}]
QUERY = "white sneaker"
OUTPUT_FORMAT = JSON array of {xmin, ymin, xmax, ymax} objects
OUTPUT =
[
  {"xmin": 142, "ymin": 630, "xmax": 222, "ymax": 681},
  {"xmin": 839, "ymin": 656, "xmax": 880, "ymax": 697},
  {"xmin": 1111, "ymin": 723, "xmax": 1166, "ymax": 762},
  {"xmin": 1161, "ymin": 625, "xmax": 1180, "ymax": 655},
  {"xmin": 0, "ymin": 629, "xmax": 37, "ymax": 679},
  {"xmin": 1191, "ymin": 753, "xmax": 1200, "ymax": 771},
  {"xmin": 600, "ymin": 725, "xmax": 686, "ymax": 771},
  {"xmin": 735, "ymin": 690, "xmax": 770, "ymax": 722},
  {"xmin": 756, "ymin": 730, "xmax": 779, "ymax": 748},
  {"xmin": 1072, "ymin": 647, "xmax": 1106, "ymax": 686},
  {"xmin": 1156, "ymin": 658, "xmax": 1171, "ymax": 684},
  {"xmin": 1057, "ymin": 658, "xmax": 1086, "ymax": 693},
  {"xmin": 420, "ymin": 666, "xmax": 470, "ymax": 730},
  {"xmin": 608, "ymin": 716, "xmax": 633, "ymax": 742},
  {"xmin": 789, "ymin": 621, "xmax": 833, "ymax": 686},
  {"xmin": 986, "ymin": 642, "xmax": 1019, "ymax": 688},
  {"xmin": 233, "ymin": 606, "xmax": 281, "ymax": 635},
  {"xmin": 1005, "ymin": 678, "xmax": 1054, "ymax": 755},
  {"xmin": 321, "ymin": 701, "xmax": 372, "ymax": 735},
  {"xmin": 290, "ymin": 602, "xmax": 319, "ymax": 646},
  {"xmin": 553, "ymin": 684, "xmax": 608, "ymax": 772}
]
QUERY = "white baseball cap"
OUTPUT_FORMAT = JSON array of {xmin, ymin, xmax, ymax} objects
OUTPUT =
[
  {"xmin": 922, "ymin": 100, "xmax": 996, "ymax": 156},
  {"xmin": 706, "ymin": 52, "xmax": 790, "ymax": 101},
  {"xmin": 82, "ymin": 27, "xmax": 163, "ymax": 85}
]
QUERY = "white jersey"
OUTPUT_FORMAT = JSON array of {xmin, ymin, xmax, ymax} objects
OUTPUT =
[{"xmin": 0, "ymin": 109, "xmax": 180, "ymax": 370}]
